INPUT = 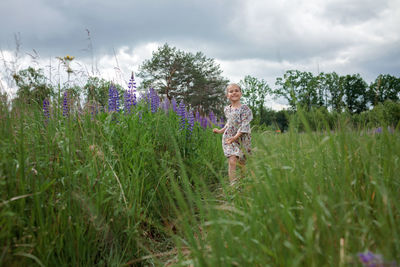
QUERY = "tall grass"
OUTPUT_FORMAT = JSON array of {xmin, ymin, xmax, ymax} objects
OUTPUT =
[
  {"xmin": 0, "ymin": 99, "xmax": 225, "ymax": 266},
  {"xmin": 169, "ymin": 113, "xmax": 400, "ymax": 266},
  {"xmin": 1, "ymin": 97, "xmax": 399, "ymax": 266}
]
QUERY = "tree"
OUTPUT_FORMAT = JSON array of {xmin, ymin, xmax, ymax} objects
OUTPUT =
[
  {"xmin": 368, "ymin": 74, "xmax": 400, "ymax": 106},
  {"xmin": 342, "ymin": 74, "xmax": 368, "ymax": 113},
  {"xmin": 274, "ymin": 70, "xmax": 319, "ymax": 110},
  {"xmin": 138, "ymin": 43, "xmax": 228, "ymax": 114},
  {"xmin": 83, "ymin": 76, "xmax": 114, "ymax": 108},
  {"xmin": 13, "ymin": 67, "xmax": 54, "ymax": 106},
  {"xmin": 239, "ymin": 75, "xmax": 272, "ymax": 123},
  {"xmin": 318, "ymin": 72, "xmax": 345, "ymax": 112}
]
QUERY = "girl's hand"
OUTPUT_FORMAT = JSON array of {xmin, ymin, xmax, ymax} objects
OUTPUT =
[
  {"xmin": 226, "ymin": 137, "xmax": 237, "ymax": 144},
  {"xmin": 213, "ymin": 128, "xmax": 221, "ymax": 134},
  {"xmin": 226, "ymin": 132, "xmax": 242, "ymax": 144}
]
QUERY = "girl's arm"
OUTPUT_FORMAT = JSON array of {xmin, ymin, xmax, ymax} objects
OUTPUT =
[
  {"xmin": 226, "ymin": 131, "xmax": 242, "ymax": 144},
  {"xmin": 213, "ymin": 125, "xmax": 227, "ymax": 134}
]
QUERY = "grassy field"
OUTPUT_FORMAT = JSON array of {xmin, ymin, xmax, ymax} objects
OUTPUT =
[{"xmin": 1, "ymin": 99, "xmax": 399, "ymax": 266}]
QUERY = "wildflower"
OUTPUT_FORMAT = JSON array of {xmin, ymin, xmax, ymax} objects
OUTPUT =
[
  {"xmin": 358, "ymin": 251, "xmax": 396, "ymax": 267},
  {"xmin": 209, "ymin": 110, "xmax": 216, "ymax": 125},
  {"xmin": 128, "ymin": 72, "xmax": 136, "ymax": 90},
  {"xmin": 124, "ymin": 90, "xmax": 136, "ymax": 114},
  {"xmin": 150, "ymin": 88, "xmax": 160, "ymax": 113},
  {"xmin": 200, "ymin": 116, "xmax": 207, "ymax": 129},
  {"xmin": 108, "ymin": 83, "xmax": 119, "ymax": 112},
  {"xmin": 178, "ymin": 101, "xmax": 186, "ymax": 130},
  {"xmin": 124, "ymin": 90, "xmax": 131, "ymax": 114},
  {"xmin": 187, "ymin": 109, "xmax": 195, "ymax": 133},
  {"xmin": 375, "ymin": 127, "xmax": 382, "ymax": 134},
  {"xmin": 124, "ymin": 72, "xmax": 137, "ymax": 114},
  {"xmin": 131, "ymin": 93, "xmax": 137, "ymax": 107},
  {"xmin": 64, "ymin": 55, "xmax": 75, "ymax": 61},
  {"xmin": 57, "ymin": 55, "xmax": 75, "ymax": 75},
  {"xmin": 195, "ymin": 110, "xmax": 200, "ymax": 123},
  {"xmin": 219, "ymin": 116, "xmax": 224, "ymax": 128},
  {"xmin": 114, "ymin": 88, "xmax": 120, "ymax": 112},
  {"xmin": 63, "ymin": 91, "xmax": 69, "ymax": 117},
  {"xmin": 171, "ymin": 98, "xmax": 177, "ymax": 113},
  {"xmin": 161, "ymin": 97, "xmax": 170, "ymax": 113},
  {"xmin": 43, "ymin": 98, "xmax": 50, "ymax": 122}
]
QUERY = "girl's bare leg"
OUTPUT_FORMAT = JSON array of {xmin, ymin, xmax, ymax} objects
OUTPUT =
[{"xmin": 228, "ymin": 156, "xmax": 237, "ymax": 184}]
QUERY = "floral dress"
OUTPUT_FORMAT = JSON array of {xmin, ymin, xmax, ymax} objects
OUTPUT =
[{"xmin": 222, "ymin": 104, "xmax": 253, "ymax": 160}]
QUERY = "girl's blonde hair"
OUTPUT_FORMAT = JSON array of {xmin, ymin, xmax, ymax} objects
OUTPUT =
[{"xmin": 226, "ymin": 83, "xmax": 242, "ymax": 94}]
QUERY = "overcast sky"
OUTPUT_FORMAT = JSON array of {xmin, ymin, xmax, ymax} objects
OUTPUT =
[{"xmin": 1, "ymin": 0, "xmax": 399, "ymax": 109}]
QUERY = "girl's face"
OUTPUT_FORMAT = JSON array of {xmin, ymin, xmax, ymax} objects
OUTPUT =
[{"xmin": 226, "ymin": 85, "xmax": 242, "ymax": 102}]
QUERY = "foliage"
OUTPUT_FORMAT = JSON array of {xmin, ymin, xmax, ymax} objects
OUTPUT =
[
  {"xmin": 239, "ymin": 75, "xmax": 272, "ymax": 124},
  {"xmin": 137, "ymin": 43, "xmax": 228, "ymax": 115},
  {"xmin": 175, "ymin": 124, "xmax": 400, "ymax": 266},
  {"xmin": 368, "ymin": 74, "xmax": 400, "ymax": 105},
  {"xmin": 0, "ymin": 95, "xmax": 224, "ymax": 266},
  {"xmin": 83, "ymin": 77, "xmax": 124, "ymax": 110},
  {"xmin": 12, "ymin": 67, "xmax": 54, "ymax": 107},
  {"xmin": 275, "ymin": 70, "xmax": 320, "ymax": 110},
  {"xmin": 354, "ymin": 100, "xmax": 400, "ymax": 128},
  {"xmin": 342, "ymin": 73, "xmax": 368, "ymax": 113},
  {"xmin": 287, "ymin": 100, "xmax": 400, "ymax": 132},
  {"xmin": 1, "ymin": 84, "xmax": 400, "ymax": 266},
  {"xmin": 318, "ymin": 72, "xmax": 344, "ymax": 112}
]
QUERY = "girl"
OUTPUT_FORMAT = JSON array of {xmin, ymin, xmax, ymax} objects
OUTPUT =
[{"xmin": 213, "ymin": 83, "xmax": 253, "ymax": 184}]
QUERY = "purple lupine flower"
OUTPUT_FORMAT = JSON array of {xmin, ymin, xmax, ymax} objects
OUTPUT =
[
  {"xmin": 145, "ymin": 89, "xmax": 151, "ymax": 110},
  {"xmin": 162, "ymin": 97, "xmax": 170, "ymax": 113},
  {"xmin": 219, "ymin": 116, "xmax": 225, "ymax": 128},
  {"xmin": 114, "ymin": 87, "xmax": 120, "ymax": 112},
  {"xmin": 375, "ymin": 127, "xmax": 383, "ymax": 134},
  {"xmin": 108, "ymin": 83, "xmax": 120, "ymax": 112},
  {"xmin": 171, "ymin": 98, "xmax": 177, "ymax": 113},
  {"xmin": 358, "ymin": 251, "xmax": 390, "ymax": 267},
  {"xmin": 124, "ymin": 90, "xmax": 136, "ymax": 114},
  {"xmin": 43, "ymin": 98, "xmax": 50, "ymax": 122},
  {"xmin": 131, "ymin": 93, "xmax": 137, "ymax": 107},
  {"xmin": 108, "ymin": 84, "xmax": 116, "ymax": 112},
  {"xmin": 205, "ymin": 116, "xmax": 211, "ymax": 128},
  {"xmin": 209, "ymin": 111, "xmax": 217, "ymax": 125},
  {"xmin": 187, "ymin": 109, "xmax": 195, "ymax": 133},
  {"xmin": 200, "ymin": 116, "xmax": 207, "ymax": 129},
  {"xmin": 150, "ymin": 88, "xmax": 160, "ymax": 113},
  {"xmin": 124, "ymin": 90, "xmax": 130, "ymax": 114},
  {"xmin": 177, "ymin": 101, "xmax": 186, "ymax": 130},
  {"xmin": 63, "ymin": 91, "xmax": 69, "ymax": 117},
  {"xmin": 124, "ymin": 72, "xmax": 137, "ymax": 114},
  {"xmin": 195, "ymin": 110, "xmax": 200, "ymax": 123},
  {"xmin": 128, "ymin": 72, "xmax": 136, "ymax": 90}
]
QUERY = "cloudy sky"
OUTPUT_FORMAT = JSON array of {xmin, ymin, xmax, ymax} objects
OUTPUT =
[{"xmin": 1, "ymin": 0, "xmax": 399, "ymax": 109}]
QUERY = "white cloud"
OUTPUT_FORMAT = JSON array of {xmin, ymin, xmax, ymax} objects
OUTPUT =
[{"xmin": 94, "ymin": 42, "xmax": 160, "ymax": 87}]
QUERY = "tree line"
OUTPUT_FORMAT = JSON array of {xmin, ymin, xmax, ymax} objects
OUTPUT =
[
  {"xmin": 240, "ymin": 72, "xmax": 400, "ymax": 130},
  {"xmin": 5, "ymin": 43, "xmax": 400, "ymax": 130}
]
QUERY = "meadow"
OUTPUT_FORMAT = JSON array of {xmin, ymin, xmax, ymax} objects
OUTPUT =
[{"xmin": 0, "ymin": 88, "xmax": 399, "ymax": 266}]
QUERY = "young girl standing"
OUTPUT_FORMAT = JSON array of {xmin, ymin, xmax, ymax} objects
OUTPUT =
[{"xmin": 213, "ymin": 83, "xmax": 253, "ymax": 184}]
